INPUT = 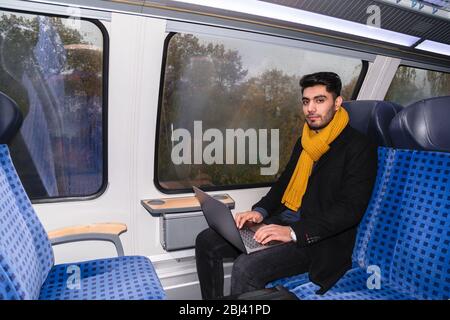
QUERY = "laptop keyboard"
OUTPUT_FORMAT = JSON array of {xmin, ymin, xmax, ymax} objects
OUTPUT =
[{"xmin": 239, "ymin": 228, "xmax": 265, "ymax": 249}]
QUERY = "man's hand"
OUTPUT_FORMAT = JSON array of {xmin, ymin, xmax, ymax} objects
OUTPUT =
[
  {"xmin": 235, "ymin": 211, "xmax": 264, "ymax": 229},
  {"xmin": 254, "ymin": 224, "xmax": 293, "ymax": 244}
]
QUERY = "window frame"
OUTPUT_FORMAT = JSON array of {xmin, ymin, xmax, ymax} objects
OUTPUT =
[
  {"xmin": 154, "ymin": 31, "xmax": 368, "ymax": 194},
  {"xmin": 0, "ymin": 7, "xmax": 110, "ymax": 203}
]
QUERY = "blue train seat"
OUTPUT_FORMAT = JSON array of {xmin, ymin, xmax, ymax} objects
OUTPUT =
[
  {"xmin": 0, "ymin": 92, "xmax": 166, "ymax": 300},
  {"xmin": 267, "ymin": 98, "xmax": 449, "ymax": 300},
  {"xmin": 343, "ymin": 100, "xmax": 403, "ymax": 147},
  {"xmin": 266, "ymin": 100, "xmax": 404, "ymax": 294}
]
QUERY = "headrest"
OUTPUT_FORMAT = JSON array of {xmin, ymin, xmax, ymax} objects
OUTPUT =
[
  {"xmin": 0, "ymin": 91, "xmax": 23, "ymax": 144},
  {"xmin": 389, "ymin": 96, "xmax": 450, "ymax": 152},
  {"xmin": 342, "ymin": 100, "xmax": 403, "ymax": 147}
]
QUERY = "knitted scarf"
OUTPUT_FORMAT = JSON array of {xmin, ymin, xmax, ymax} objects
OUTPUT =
[{"xmin": 281, "ymin": 107, "xmax": 349, "ymax": 211}]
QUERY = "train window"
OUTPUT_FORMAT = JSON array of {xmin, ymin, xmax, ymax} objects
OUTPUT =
[
  {"xmin": 156, "ymin": 32, "xmax": 365, "ymax": 192},
  {"xmin": 0, "ymin": 10, "xmax": 107, "ymax": 201},
  {"xmin": 385, "ymin": 65, "xmax": 450, "ymax": 106}
]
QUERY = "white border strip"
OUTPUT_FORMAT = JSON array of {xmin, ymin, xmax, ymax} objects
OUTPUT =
[{"xmin": 1, "ymin": 0, "xmax": 111, "ymax": 21}]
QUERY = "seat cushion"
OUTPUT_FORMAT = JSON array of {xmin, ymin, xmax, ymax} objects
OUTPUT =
[
  {"xmin": 292, "ymin": 268, "xmax": 415, "ymax": 300},
  {"xmin": 39, "ymin": 256, "xmax": 165, "ymax": 300}
]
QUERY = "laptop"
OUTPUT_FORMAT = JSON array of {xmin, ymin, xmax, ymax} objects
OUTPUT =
[{"xmin": 193, "ymin": 186, "xmax": 282, "ymax": 254}]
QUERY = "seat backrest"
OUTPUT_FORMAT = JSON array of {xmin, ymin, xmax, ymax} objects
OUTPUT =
[
  {"xmin": 352, "ymin": 147, "xmax": 411, "ymax": 277},
  {"xmin": 387, "ymin": 97, "xmax": 450, "ymax": 299},
  {"xmin": 0, "ymin": 93, "xmax": 54, "ymax": 299},
  {"xmin": 352, "ymin": 147, "xmax": 391, "ymax": 268},
  {"xmin": 0, "ymin": 92, "xmax": 23, "ymax": 145},
  {"xmin": 343, "ymin": 100, "xmax": 403, "ymax": 147},
  {"xmin": 389, "ymin": 96, "xmax": 450, "ymax": 152},
  {"xmin": 0, "ymin": 149, "xmax": 44, "ymax": 299},
  {"xmin": 350, "ymin": 100, "xmax": 404, "ymax": 271},
  {"xmin": 387, "ymin": 149, "xmax": 449, "ymax": 300},
  {"xmin": 353, "ymin": 147, "xmax": 449, "ymax": 300}
]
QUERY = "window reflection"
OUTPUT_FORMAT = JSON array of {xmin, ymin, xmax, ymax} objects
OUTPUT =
[
  {"xmin": 157, "ymin": 33, "xmax": 364, "ymax": 191},
  {"xmin": 0, "ymin": 11, "xmax": 104, "ymax": 199},
  {"xmin": 386, "ymin": 66, "xmax": 450, "ymax": 106}
]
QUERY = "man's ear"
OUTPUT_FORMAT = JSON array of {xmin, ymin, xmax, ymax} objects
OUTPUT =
[{"xmin": 335, "ymin": 96, "xmax": 343, "ymax": 110}]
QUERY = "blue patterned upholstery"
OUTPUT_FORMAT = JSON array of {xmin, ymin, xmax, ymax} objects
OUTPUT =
[
  {"xmin": 39, "ymin": 256, "xmax": 166, "ymax": 300},
  {"xmin": 268, "ymin": 147, "xmax": 449, "ymax": 300},
  {"xmin": 265, "ymin": 272, "xmax": 309, "ymax": 290},
  {"xmin": 0, "ymin": 144, "xmax": 165, "ymax": 300},
  {"xmin": 0, "ymin": 145, "xmax": 54, "ymax": 280},
  {"xmin": 353, "ymin": 148, "xmax": 417, "ymax": 276},
  {"xmin": 388, "ymin": 150, "xmax": 449, "ymax": 300},
  {"xmin": 0, "ymin": 145, "xmax": 51, "ymax": 299},
  {"xmin": 351, "ymin": 147, "xmax": 395, "ymax": 271},
  {"xmin": 266, "ymin": 148, "xmax": 395, "ymax": 291},
  {"xmin": 292, "ymin": 268, "xmax": 414, "ymax": 300}
]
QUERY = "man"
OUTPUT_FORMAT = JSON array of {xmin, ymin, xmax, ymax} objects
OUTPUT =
[{"xmin": 195, "ymin": 72, "xmax": 377, "ymax": 299}]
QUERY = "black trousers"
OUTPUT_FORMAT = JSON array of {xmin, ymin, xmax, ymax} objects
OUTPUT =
[{"xmin": 195, "ymin": 227, "xmax": 311, "ymax": 300}]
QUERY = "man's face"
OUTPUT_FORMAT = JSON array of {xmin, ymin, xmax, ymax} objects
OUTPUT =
[{"xmin": 302, "ymin": 85, "xmax": 343, "ymax": 130}]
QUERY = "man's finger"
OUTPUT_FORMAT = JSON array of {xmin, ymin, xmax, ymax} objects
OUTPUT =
[
  {"xmin": 240, "ymin": 214, "xmax": 247, "ymax": 229},
  {"xmin": 237, "ymin": 215, "xmax": 243, "ymax": 229},
  {"xmin": 256, "ymin": 225, "xmax": 276, "ymax": 235},
  {"xmin": 254, "ymin": 232, "xmax": 264, "ymax": 243},
  {"xmin": 236, "ymin": 213, "xmax": 244, "ymax": 229},
  {"xmin": 259, "ymin": 224, "xmax": 275, "ymax": 230},
  {"xmin": 255, "ymin": 230, "xmax": 270, "ymax": 243},
  {"xmin": 254, "ymin": 228, "xmax": 267, "ymax": 240},
  {"xmin": 262, "ymin": 234, "xmax": 277, "ymax": 245},
  {"xmin": 238, "ymin": 214, "xmax": 247, "ymax": 229}
]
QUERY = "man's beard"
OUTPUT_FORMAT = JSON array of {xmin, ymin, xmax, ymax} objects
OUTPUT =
[
  {"xmin": 307, "ymin": 120, "xmax": 330, "ymax": 131},
  {"xmin": 306, "ymin": 109, "xmax": 337, "ymax": 130}
]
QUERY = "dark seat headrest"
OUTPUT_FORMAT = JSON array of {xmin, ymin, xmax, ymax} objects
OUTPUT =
[
  {"xmin": 342, "ymin": 100, "xmax": 403, "ymax": 147},
  {"xmin": 389, "ymin": 96, "xmax": 450, "ymax": 152},
  {"xmin": 0, "ymin": 92, "xmax": 23, "ymax": 144}
]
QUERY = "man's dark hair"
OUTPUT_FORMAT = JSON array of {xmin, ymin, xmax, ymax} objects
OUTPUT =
[{"xmin": 300, "ymin": 72, "xmax": 342, "ymax": 99}]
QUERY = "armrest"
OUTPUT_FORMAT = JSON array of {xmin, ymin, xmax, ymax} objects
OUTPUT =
[{"xmin": 47, "ymin": 223, "xmax": 127, "ymax": 257}]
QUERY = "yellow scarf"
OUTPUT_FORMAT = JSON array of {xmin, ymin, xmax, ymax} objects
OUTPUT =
[{"xmin": 281, "ymin": 107, "xmax": 349, "ymax": 211}]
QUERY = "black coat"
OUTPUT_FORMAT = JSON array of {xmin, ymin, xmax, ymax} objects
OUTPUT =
[{"xmin": 252, "ymin": 124, "xmax": 378, "ymax": 294}]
